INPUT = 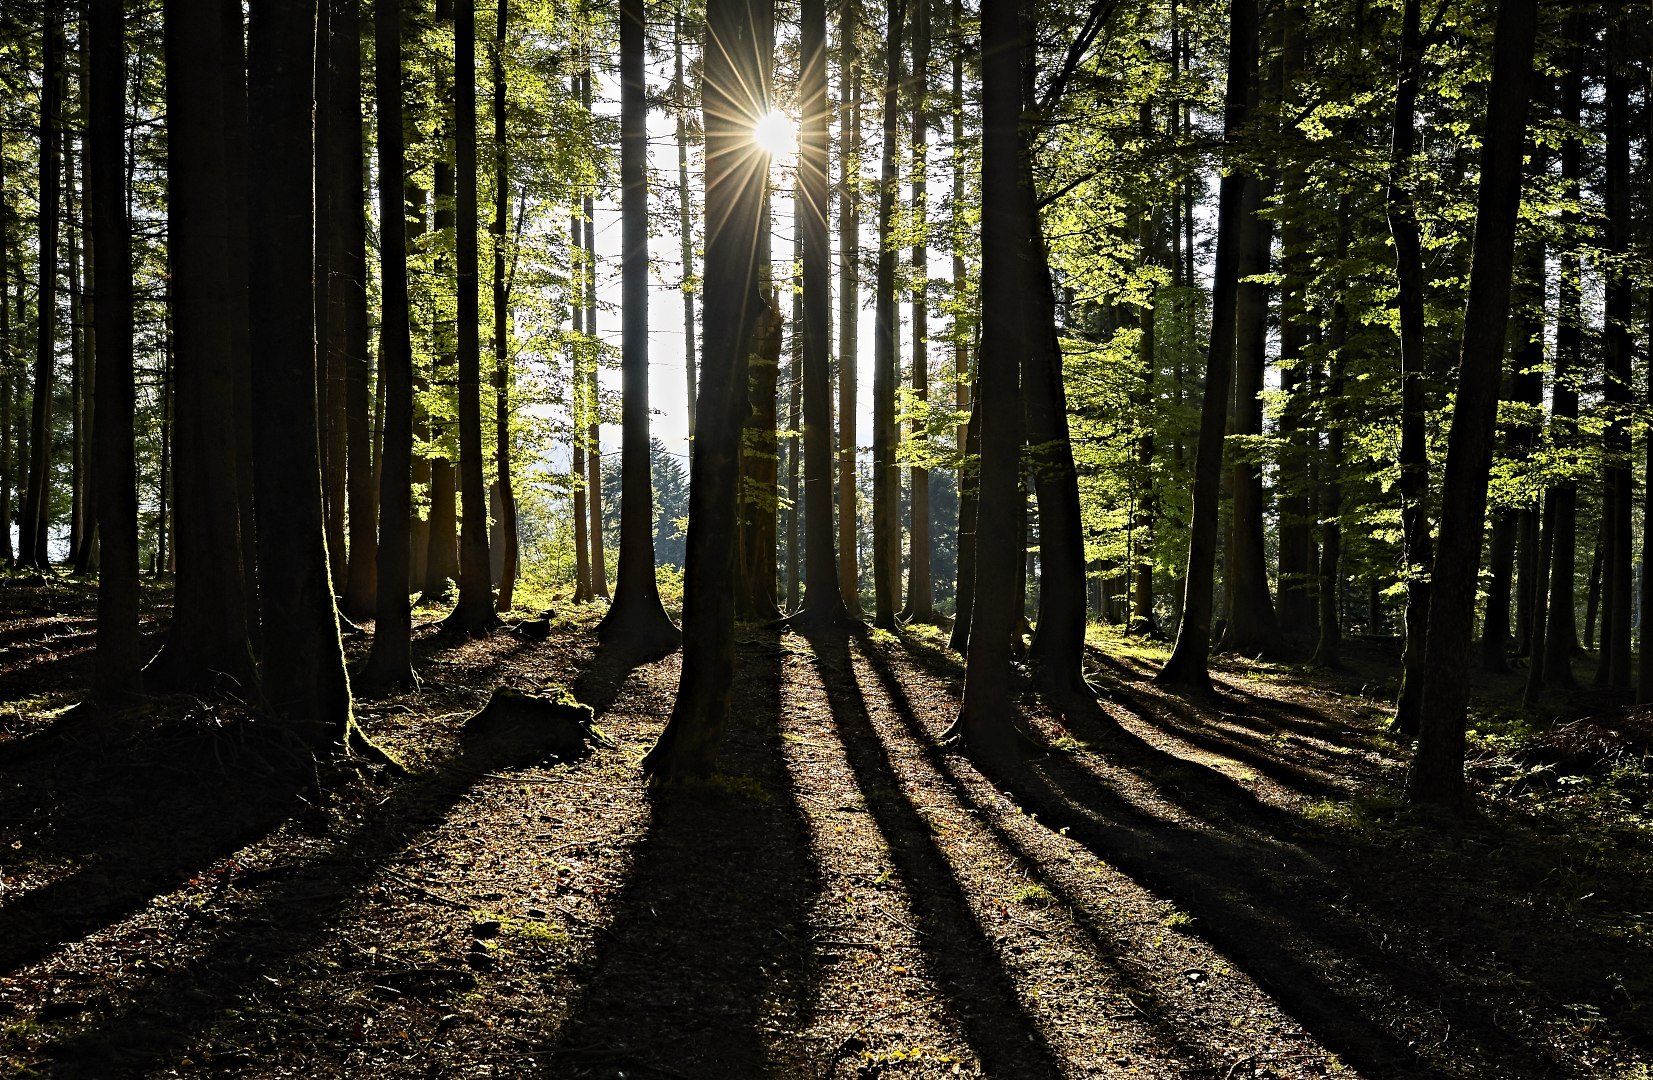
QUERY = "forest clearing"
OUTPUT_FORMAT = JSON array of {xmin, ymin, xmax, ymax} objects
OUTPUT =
[{"xmin": 1, "ymin": 578, "xmax": 1649, "ymax": 1078}]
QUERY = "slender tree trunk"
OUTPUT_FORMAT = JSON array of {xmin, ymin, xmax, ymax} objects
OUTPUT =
[
  {"xmin": 335, "ymin": 0, "xmax": 379, "ymax": 623},
  {"xmin": 949, "ymin": 398, "xmax": 979, "ymax": 651},
  {"xmin": 1511, "ymin": 235, "xmax": 1545, "ymax": 657},
  {"xmin": 246, "ymin": 0, "xmax": 368, "ymax": 753},
  {"xmin": 946, "ymin": 0, "xmax": 971, "ymax": 645},
  {"xmin": 362, "ymin": 0, "xmax": 417, "ymax": 693},
  {"xmin": 870, "ymin": 0, "xmax": 904, "ymax": 629},
  {"xmin": 1524, "ymin": 492, "xmax": 1555, "ymax": 703},
  {"xmin": 837, "ymin": 0, "xmax": 862, "ymax": 613},
  {"xmin": 1312, "ymin": 214, "xmax": 1349, "ymax": 669},
  {"xmin": 444, "ymin": 0, "xmax": 497, "ymax": 634},
  {"xmin": 89, "ymin": 0, "xmax": 140, "ymax": 700},
  {"xmin": 1639, "ymin": 48, "xmax": 1653, "ymax": 703},
  {"xmin": 1407, "ymin": 0, "xmax": 1537, "ymax": 810},
  {"xmin": 675, "ymin": 9, "xmax": 697, "ymax": 438},
  {"xmin": 785, "ymin": 219, "xmax": 802, "ymax": 611},
  {"xmin": 1585, "ymin": 524, "xmax": 1603, "ymax": 650},
  {"xmin": 903, "ymin": 0, "xmax": 933, "ymax": 623},
  {"xmin": 1389, "ymin": 0, "xmax": 1432, "ymax": 735},
  {"xmin": 20, "ymin": 13, "xmax": 61, "ymax": 570},
  {"xmin": 570, "ymin": 206, "xmax": 591, "ymax": 602},
  {"xmin": 583, "ymin": 66, "xmax": 608, "ymax": 602},
  {"xmin": 406, "ymin": 181, "xmax": 430, "ymax": 592},
  {"xmin": 148, "ymin": 0, "xmax": 257, "ymax": 693},
  {"xmin": 1157, "ymin": 0, "xmax": 1256, "ymax": 691},
  {"xmin": 1599, "ymin": 21, "xmax": 1632, "ymax": 691},
  {"xmin": 791, "ymin": 0, "xmax": 848, "ymax": 628},
  {"xmin": 316, "ymin": 0, "xmax": 350, "ymax": 592},
  {"xmin": 598, "ymin": 0, "xmax": 680, "ymax": 653},
  {"xmin": 0, "ymin": 143, "xmax": 11, "ymax": 566},
  {"xmin": 947, "ymin": 0, "xmax": 1032, "ymax": 759},
  {"xmin": 67, "ymin": 140, "xmax": 84, "ymax": 569},
  {"xmin": 644, "ymin": 0, "xmax": 772, "ymax": 781},
  {"xmin": 489, "ymin": 0, "xmax": 519, "ymax": 614}
]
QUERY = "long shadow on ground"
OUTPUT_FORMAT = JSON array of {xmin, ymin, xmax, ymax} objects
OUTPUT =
[{"xmin": 541, "ymin": 628, "xmax": 820, "ymax": 1078}]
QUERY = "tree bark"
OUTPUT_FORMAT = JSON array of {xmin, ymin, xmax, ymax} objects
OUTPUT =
[
  {"xmin": 490, "ymin": 0, "xmax": 519, "ymax": 614},
  {"xmin": 89, "ymin": 0, "xmax": 141, "ymax": 701},
  {"xmin": 19, "ymin": 13, "xmax": 61, "ymax": 570},
  {"xmin": 644, "ymin": 0, "xmax": 771, "ymax": 781},
  {"xmin": 1406, "ymin": 0, "xmax": 1537, "ymax": 811},
  {"xmin": 444, "ymin": 0, "xmax": 498, "ymax": 635},
  {"xmin": 362, "ymin": 0, "xmax": 418, "ymax": 693},
  {"xmin": 1599, "ymin": 19, "xmax": 1632, "ymax": 692},
  {"xmin": 674, "ymin": 8, "xmax": 697, "ymax": 438},
  {"xmin": 837, "ymin": 0, "xmax": 861, "ymax": 613},
  {"xmin": 598, "ymin": 0, "xmax": 681, "ymax": 654},
  {"xmin": 1157, "ymin": 0, "xmax": 1256, "ymax": 692},
  {"xmin": 870, "ymin": 0, "xmax": 904, "ymax": 629},
  {"xmin": 902, "ymin": 0, "xmax": 933, "ymax": 624}
]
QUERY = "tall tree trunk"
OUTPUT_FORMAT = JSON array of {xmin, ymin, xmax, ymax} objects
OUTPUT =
[
  {"xmin": 1406, "ymin": 0, "xmax": 1537, "ymax": 810},
  {"xmin": 837, "ymin": 0, "xmax": 861, "ymax": 613},
  {"xmin": 870, "ymin": 0, "xmax": 904, "ymax": 629},
  {"xmin": 599, "ymin": 0, "xmax": 681, "ymax": 653},
  {"xmin": 1639, "ymin": 45, "xmax": 1653, "ymax": 703},
  {"xmin": 1524, "ymin": 492, "xmax": 1555, "ymax": 703},
  {"xmin": 20, "ymin": 13, "xmax": 61, "ymax": 570},
  {"xmin": 674, "ymin": 8, "xmax": 697, "ymax": 437},
  {"xmin": 791, "ymin": 0, "xmax": 848, "ymax": 627},
  {"xmin": 1157, "ymin": 0, "xmax": 1256, "ymax": 691},
  {"xmin": 246, "ymin": 0, "xmax": 369, "ymax": 753},
  {"xmin": 362, "ymin": 0, "xmax": 418, "ymax": 693},
  {"xmin": 316, "ymin": 0, "xmax": 349, "ymax": 592},
  {"xmin": 784, "ymin": 238, "xmax": 802, "ymax": 612},
  {"xmin": 336, "ymin": 0, "xmax": 380, "ymax": 623},
  {"xmin": 406, "ymin": 181, "xmax": 430, "ymax": 592},
  {"xmin": 1541, "ymin": 14, "xmax": 1584, "ymax": 690},
  {"xmin": 1389, "ymin": 0, "xmax": 1432, "ymax": 735},
  {"xmin": 947, "ymin": 0, "xmax": 1032, "ymax": 759},
  {"xmin": 147, "ymin": 0, "xmax": 258, "ymax": 694},
  {"xmin": 89, "ymin": 0, "xmax": 141, "ymax": 701},
  {"xmin": 583, "ymin": 66, "xmax": 608, "ymax": 602},
  {"xmin": 490, "ymin": 0, "xmax": 519, "ymax": 614},
  {"xmin": 67, "ymin": 139, "xmax": 84, "ymax": 569},
  {"xmin": 737, "ymin": 284, "xmax": 783, "ymax": 621},
  {"xmin": 570, "ymin": 207, "xmax": 592, "ymax": 602},
  {"xmin": 1511, "ymin": 235, "xmax": 1545, "ymax": 657},
  {"xmin": 1599, "ymin": 19, "xmax": 1632, "ymax": 691},
  {"xmin": 946, "ymin": 0, "xmax": 972, "ymax": 648},
  {"xmin": 643, "ymin": 0, "xmax": 771, "ymax": 781},
  {"xmin": 423, "ymin": 2, "xmax": 460, "ymax": 602},
  {"xmin": 444, "ymin": 0, "xmax": 497, "ymax": 634},
  {"xmin": 1312, "ymin": 210, "xmax": 1350, "ymax": 669},
  {"xmin": 903, "ymin": 0, "xmax": 933, "ymax": 624},
  {"xmin": 0, "ymin": 142, "xmax": 11, "ymax": 566}
]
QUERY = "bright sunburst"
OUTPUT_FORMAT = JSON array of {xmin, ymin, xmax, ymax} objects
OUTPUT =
[{"xmin": 752, "ymin": 109, "xmax": 797, "ymax": 160}]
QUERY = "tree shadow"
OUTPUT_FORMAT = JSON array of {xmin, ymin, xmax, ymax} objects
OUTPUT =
[
  {"xmin": 804, "ymin": 624, "xmax": 1067, "ymax": 1078},
  {"xmin": 539, "ymin": 627, "xmax": 820, "ymax": 1078}
]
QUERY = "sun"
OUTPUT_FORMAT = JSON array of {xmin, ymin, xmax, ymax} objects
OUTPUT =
[{"xmin": 752, "ymin": 109, "xmax": 797, "ymax": 160}]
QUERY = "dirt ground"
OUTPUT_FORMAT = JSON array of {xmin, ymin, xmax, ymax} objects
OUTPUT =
[{"xmin": 1, "ymin": 575, "xmax": 1650, "ymax": 1078}]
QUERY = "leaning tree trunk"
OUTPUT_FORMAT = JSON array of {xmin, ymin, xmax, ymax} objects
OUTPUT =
[
  {"xmin": 643, "ymin": 0, "xmax": 771, "ymax": 782},
  {"xmin": 361, "ymin": 0, "xmax": 418, "ymax": 694},
  {"xmin": 1407, "ymin": 0, "xmax": 1537, "ymax": 811},
  {"xmin": 1157, "ymin": 0, "xmax": 1256, "ymax": 692},
  {"xmin": 598, "ymin": 0, "xmax": 681, "ymax": 654},
  {"xmin": 246, "ymin": 0, "xmax": 372, "ymax": 754},
  {"xmin": 444, "ymin": 0, "xmax": 498, "ymax": 635},
  {"xmin": 89, "ymin": 0, "xmax": 141, "ymax": 701}
]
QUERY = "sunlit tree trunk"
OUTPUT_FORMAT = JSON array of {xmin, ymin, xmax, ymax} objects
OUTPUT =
[{"xmin": 490, "ymin": 0, "xmax": 519, "ymax": 614}]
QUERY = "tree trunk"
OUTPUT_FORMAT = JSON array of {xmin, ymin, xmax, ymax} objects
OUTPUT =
[
  {"xmin": 598, "ymin": 0, "xmax": 680, "ymax": 654},
  {"xmin": 570, "ymin": 207, "xmax": 591, "ymax": 602},
  {"xmin": 1389, "ymin": 0, "xmax": 1432, "ymax": 736},
  {"xmin": 361, "ymin": 0, "xmax": 418, "ymax": 693},
  {"xmin": 784, "ymin": 226, "xmax": 802, "ymax": 612},
  {"xmin": 1599, "ymin": 21, "xmax": 1632, "ymax": 692},
  {"xmin": 335, "ymin": 0, "xmax": 379, "ymax": 624},
  {"xmin": 89, "ymin": 0, "xmax": 141, "ymax": 701},
  {"xmin": 444, "ymin": 0, "xmax": 498, "ymax": 635},
  {"xmin": 837, "ymin": 0, "xmax": 861, "ymax": 614},
  {"xmin": 1406, "ymin": 0, "xmax": 1537, "ymax": 810},
  {"xmin": 674, "ymin": 8, "xmax": 697, "ymax": 438},
  {"xmin": 19, "ymin": 13, "xmax": 61, "ymax": 570},
  {"xmin": 1523, "ymin": 492, "xmax": 1555, "ymax": 704},
  {"xmin": 736, "ymin": 278, "xmax": 783, "ymax": 621},
  {"xmin": 949, "ymin": 397, "xmax": 979, "ymax": 652},
  {"xmin": 790, "ymin": 0, "xmax": 848, "ymax": 628},
  {"xmin": 1511, "ymin": 235, "xmax": 1545, "ymax": 657},
  {"xmin": 643, "ymin": 0, "xmax": 771, "ymax": 782},
  {"xmin": 1157, "ymin": 0, "xmax": 1256, "ymax": 692},
  {"xmin": 870, "ymin": 0, "xmax": 904, "ymax": 629},
  {"xmin": 406, "ymin": 181, "xmax": 430, "ymax": 592},
  {"xmin": 147, "ymin": 0, "xmax": 258, "ymax": 694},
  {"xmin": 946, "ymin": 0, "xmax": 1037, "ymax": 761},
  {"xmin": 902, "ymin": 0, "xmax": 933, "ymax": 624},
  {"xmin": 489, "ymin": 0, "xmax": 519, "ymax": 614},
  {"xmin": 246, "ymin": 0, "xmax": 368, "ymax": 753},
  {"xmin": 0, "ymin": 141, "xmax": 11, "ymax": 566},
  {"xmin": 1479, "ymin": 512, "xmax": 1516, "ymax": 671}
]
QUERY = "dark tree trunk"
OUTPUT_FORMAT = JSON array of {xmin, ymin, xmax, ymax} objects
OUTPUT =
[
  {"xmin": 246, "ymin": 0, "xmax": 369, "ymax": 752},
  {"xmin": 945, "ymin": 0, "xmax": 973, "ymax": 652},
  {"xmin": 1312, "ymin": 207, "xmax": 1351, "ymax": 669},
  {"xmin": 785, "ymin": 221, "xmax": 801, "ymax": 611},
  {"xmin": 89, "ymin": 0, "xmax": 141, "ymax": 701},
  {"xmin": 424, "ymin": 14, "xmax": 460, "ymax": 603},
  {"xmin": 490, "ymin": 0, "xmax": 519, "ymax": 614},
  {"xmin": 837, "ymin": 3, "xmax": 862, "ymax": 613},
  {"xmin": 1524, "ymin": 492, "xmax": 1555, "ymax": 704},
  {"xmin": 570, "ymin": 208, "xmax": 591, "ymax": 603},
  {"xmin": 406, "ymin": 181, "xmax": 430, "ymax": 592},
  {"xmin": 1389, "ymin": 0, "xmax": 1432, "ymax": 736},
  {"xmin": 582, "ymin": 67, "xmax": 607, "ymax": 602},
  {"xmin": 643, "ymin": 0, "xmax": 771, "ymax": 781},
  {"xmin": 1479, "ymin": 512, "xmax": 1516, "ymax": 671},
  {"xmin": 147, "ymin": 0, "xmax": 257, "ymax": 694},
  {"xmin": 736, "ymin": 267, "xmax": 782, "ymax": 621},
  {"xmin": 19, "ymin": 14, "xmax": 61, "ymax": 570},
  {"xmin": 336, "ymin": 0, "xmax": 379, "ymax": 624},
  {"xmin": 0, "ymin": 146, "xmax": 11, "ymax": 566},
  {"xmin": 1406, "ymin": 0, "xmax": 1537, "ymax": 811},
  {"xmin": 946, "ymin": 0, "xmax": 1034, "ymax": 760},
  {"xmin": 1157, "ymin": 0, "xmax": 1256, "ymax": 691},
  {"xmin": 903, "ymin": 0, "xmax": 933, "ymax": 624},
  {"xmin": 598, "ymin": 0, "xmax": 680, "ymax": 654},
  {"xmin": 1511, "ymin": 235, "xmax": 1545, "ymax": 657},
  {"xmin": 444, "ymin": 0, "xmax": 498, "ymax": 635},
  {"xmin": 870, "ymin": 0, "xmax": 904, "ymax": 629},
  {"xmin": 790, "ymin": 0, "xmax": 847, "ymax": 627},
  {"xmin": 948, "ymin": 397, "xmax": 980, "ymax": 652},
  {"xmin": 361, "ymin": 0, "xmax": 418, "ymax": 694},
  {"xmin": 674, "ymin": 9, "xmax": 697, "ymax": 437},
  {"xmin": 1640, "ymin": 44, "xmax": 1653, "ymax": 703},
  {"xmin": 1585, "ymin": 524, "xmax": 1602, "ymax": 650},
  {"xmin": 1600, "ymin": 22, "xmax": 1632, "ymax": 692}
]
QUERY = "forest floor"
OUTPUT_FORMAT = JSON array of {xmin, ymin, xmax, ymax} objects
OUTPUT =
[{"xmin": 1, "ymin": 575, "xmax": 1651, "ymax": 1078}]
